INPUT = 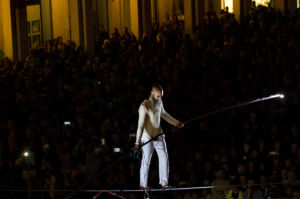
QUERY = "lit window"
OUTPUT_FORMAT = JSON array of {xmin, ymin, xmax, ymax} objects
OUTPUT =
[
  {"xmin": 26, "ymin": 5, "xmax": 42, "ymax": 47},
  {"xmin": 298, "ymin": 0, "xmax": 300, "ymax": 8},
  {"xmin": 221, "ymin": 0, "xmax": 233, "ymax": 13},
  {"xmin": 255, "ymin": 0, "xmax": 270, "ymax": 6}
]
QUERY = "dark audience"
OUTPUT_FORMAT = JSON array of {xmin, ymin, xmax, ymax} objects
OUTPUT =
[{"xmin": 0, "ymin": 5, "xmax": 300, "ymax": 199}]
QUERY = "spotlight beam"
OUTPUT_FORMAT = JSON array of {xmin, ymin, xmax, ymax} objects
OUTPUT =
[{"xmin": 184, "ymin": 93, "xmax": 285, "ymax": 125}]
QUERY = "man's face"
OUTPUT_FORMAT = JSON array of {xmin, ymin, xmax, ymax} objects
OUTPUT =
[{"xmin": 151, "ymin": 90, "xmax": 163, "ymax": 101}]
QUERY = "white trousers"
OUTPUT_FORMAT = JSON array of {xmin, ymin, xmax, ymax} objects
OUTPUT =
[{"xmin": 140, "ymin": 134, "xmax": 169, "ymax": 187}]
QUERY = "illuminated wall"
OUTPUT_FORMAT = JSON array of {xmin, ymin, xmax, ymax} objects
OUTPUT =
[
  {"xmin": 221, "ymin": 0, "xmax": 233, "ymax": 12},
  {"xmin": 157, "ymin": 0, "xmax": 174, "ymax": 24},
  {"xmin": 123, "ymin": 0, "xmax": 131, "ymax": 29},
  {"xmin": 41, "ymin": 0, "xmax": 52, "ymax": 43},
  {"xmin": 274, "ymin": 0, "xmax": 285, "ymax": 12},
  {"xmin": 255, "ymin": 0, "xmax": 271, "ymax": 6},
  {"xmin": 96, "ymin": 0, "xmax": 108, "ymax": 31},
  {"xmin": 130, "ymin": 0, "xmax": 141, "ymax": 37},
  {"xmin": 51, "ymin": 0, "xmax": 70, "ymax": 41},
  {"xmin": 107, "ymin": 0, "xmax": 131, "ymax": 34},
  {"xmin": 0, "ymin": 0, "xmax": 13, "ymax": 59},
  {"xmin": 69, "ymin": 0, "xmax": 82, "ymax": 46},
  {"xmin": 234, "ymin": 0, "xmax": 242, "ymax": 21},
  {"xmin": 107, "ymin": 0, "xmax": 122, "ymax": 34},
  {"xmin": 0, "ymin": 2, "xmax": 3, "ymax": 58}
]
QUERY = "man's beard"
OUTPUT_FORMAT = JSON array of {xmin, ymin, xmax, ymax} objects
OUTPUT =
[{"xmin": 151, "ymin": 96, "xmax": 160, "ymax": 109}]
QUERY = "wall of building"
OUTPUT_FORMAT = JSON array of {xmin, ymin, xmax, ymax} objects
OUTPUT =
[
  {"xmin": 69, "ymin": 0, "xmax": 82, "ymax": 46},
  {"xmin": 157, "ymin": 0, "xmax": 174, "ymax": 24},
  {"xmin": 274, "ymin": 0, "xmax": 285, "ymax": 12},
  {"xmin": 233, "ymin": 0, "xmax": 240, "ymax": 21},
  {"xmin": 123, "ymin": 0, "xmax": 131, "ymax": 29},
  {"xmin": 0, "ymin": 0, "xmax": 13, "ymax": 59},
  {"xmin": 288, "ymin": 0, "xmax": 297, "ymax": 10},
  {"xmin": 107, "ymin": 0, "xmax": 122, "ymax": 34},
  {"xmin": 41, "ymin": 0, "xmax": 52, "ymax": 43},
  {"xmin": 51, "ymin": 0, "xmax": 70, "ymax": 41},
  {"xmin": 96, "ymin": 0, "xmax": 109, "ymax": 31},
  {"xmin": 82, "ymin": 0, "xmax": 95, "ymax": 55},
  {"xmin": 0, "ymin": 1, "xmax": 3, "ymax": 58},
  {"xmin": 130, "ymin": 0, "xmax": 140, "ymax": 37}
]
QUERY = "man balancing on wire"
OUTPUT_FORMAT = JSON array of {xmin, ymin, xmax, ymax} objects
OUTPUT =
[{"xmin": 134, "ymin": 84, "xmax": 184, "ymax": 190}]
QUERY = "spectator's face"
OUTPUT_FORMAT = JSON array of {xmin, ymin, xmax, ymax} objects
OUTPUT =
[
  {"xmin": 260, "ymin": 176, "xmax": 266, "ymax": 183},
  {"xmin": 219, "ymin": 170, "xmax": 224, "ymax": 179},
  {"xmin": 248, "ymin": 179, "xmax": 255, "ymax": 188},
  {"xmin": 293, "ymin": 191, "xmax": 300, "ymax": 199},
  {"xmin": 281, "ymin": 169, "xmax": 288, "ymax": 179},
  {"xmin": 195, "ymin": 152, "xmax": 203, "ymax": 162},
  {"xmin": 291, "ymin": 144, "xmax": 298, "ymax": 154},
  {"xmin": 285, "ymin": 158, "xmax": 292, "ymax": 168},
  {"xmin": 248, "ymin": 161, "xmax": 254, "ymax": 171},
  {"xmin": 240, "ymin": 176, "xmax": 247, "ymax": 184}
]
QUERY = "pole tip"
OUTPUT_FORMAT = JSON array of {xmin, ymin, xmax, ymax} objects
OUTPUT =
[{"xmin": 278, "ymin": 94, "xmax": 284, "ymax": 99}]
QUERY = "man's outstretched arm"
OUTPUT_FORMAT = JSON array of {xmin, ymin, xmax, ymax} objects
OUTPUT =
[{"xmin": 161, "ymin": 103, "xmax": 184, "ymax": 128}]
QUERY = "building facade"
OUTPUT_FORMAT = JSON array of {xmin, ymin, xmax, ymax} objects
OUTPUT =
[{"xmin": 0, "ymin": 0, "xmax": 299, "ymax": 61}]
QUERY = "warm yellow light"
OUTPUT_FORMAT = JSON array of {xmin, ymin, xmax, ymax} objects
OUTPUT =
[
  {"xmin": 255, "ymin": 0, "xmax": 270, "ymax": 6},
  {"xmin": 221, "ymin": 0, "xmax": 233, "ymax": 13},
  {"xmin": 0, "ymin": 0, "xmax": 13, "ymax": 59}
]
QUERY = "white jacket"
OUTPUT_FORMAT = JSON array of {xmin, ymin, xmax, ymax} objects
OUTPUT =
[{"xmin": 135, "ymin": 99, "xmax": 179, "ymax": 144}]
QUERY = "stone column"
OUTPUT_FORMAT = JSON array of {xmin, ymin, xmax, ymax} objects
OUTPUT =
[
  {"xmin": 51, "ymin": 0, "xmax": 70, "ymax": 41},
  {"xmin": 287, "ymin": 0, "xmax": 297, "ymax": 11},
  {"xmin": 195, "ymin": 0, "xmax": 205, "ymax": 26},
  {"xmin": 82, "ymin": 0, "xmax": 95, "ymax": 56},
  {"xmin": 242, "ymin": 0, "xmax": 252, "ymax": 22},
  {"xmin": 141, "ymin": 0, "xmax": 152, "ymax": 35},
  {"xmin": 274, "ymin": 0, "xmax": 286, "ymax": 13},
  {"xmin": 129, "ymin": 0, "xmax": 152, "ymax": 38},
  {"xmin": 122, "ymin": 0, "xmax": 131, "ymax": 30},
  {"xmin": 107, "ymin": 0, "xmax": 122, "ymax": 34},
  {"xmin": 69, "ymin": 0, "xmax": 84, "ymax": 47},
  {"xmin": 233, "ymin": 0, "xmax": 241, "ymax": 21},
  {"xmin": 157, "ymin": 0, "xmax": 174, "ymax": 24},
  {"xmin": 151, "ymin": 0, "xmax": 157, "ymax": 21},
  {"xmin": 41, "ymin": 0, "xmax": 52, "ymax": 42},
  {"xmin": 204, "ymin": 0, "xmax": 211, "ymax": 14},
  {"xmin": 96, "ymin": 0, "xmax": 108, "ymax": 31},
  {"xmin": 211, "ymin": 0, "xmax": 221, "ymax": 14},
  {"xmin": 130, "ymin": 0, "xmax": 141, "ymax": 37},
  {"xmin": 13, "ymin": 0, "xmax": 28, "ymax": 61},
  {"xmin": 184, "ymin": 0, "xmax": 195, "ymax": 34}
]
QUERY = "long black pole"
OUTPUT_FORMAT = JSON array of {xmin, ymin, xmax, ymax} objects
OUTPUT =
[{"xmin": 140, "ymin": 93, "xmax": 284, "ymax": 148}]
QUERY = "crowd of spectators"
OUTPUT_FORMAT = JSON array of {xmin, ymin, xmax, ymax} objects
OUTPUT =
[{"xmin": 0, "ymin": 5, "xmax": 300, "ymax": 199}]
